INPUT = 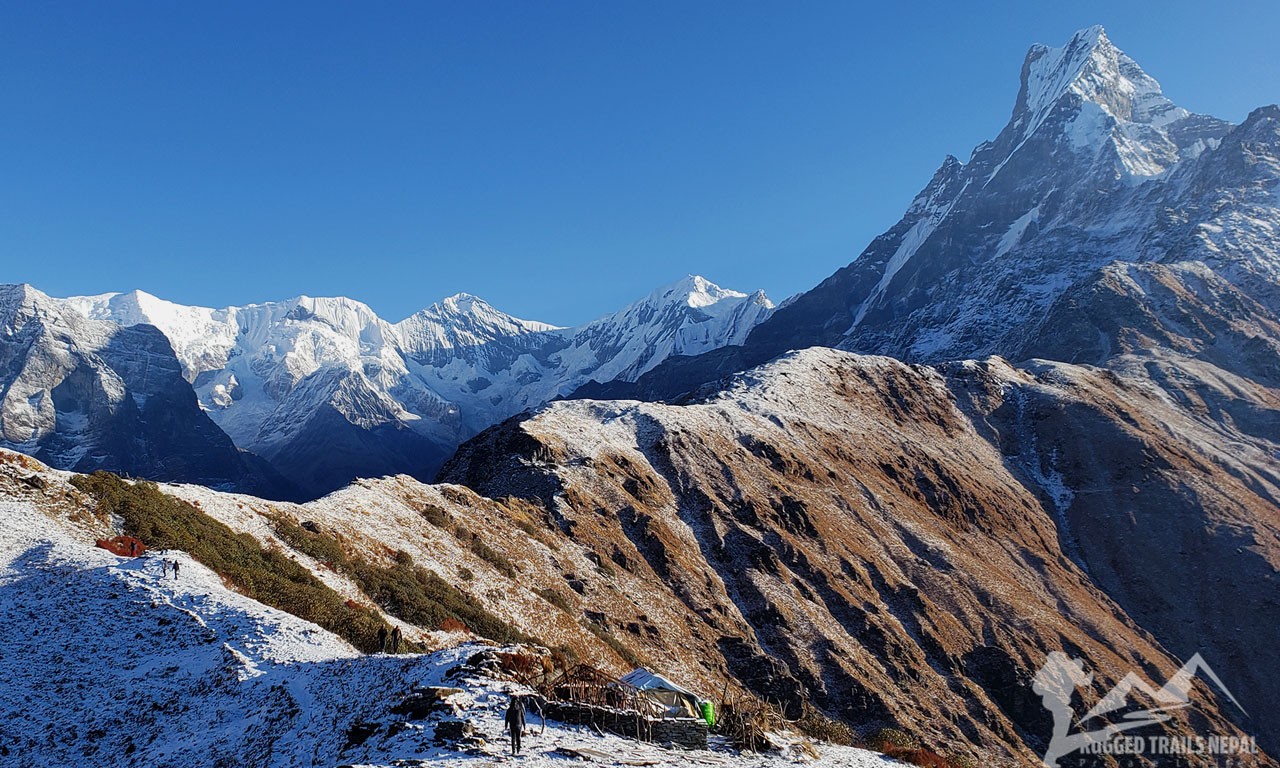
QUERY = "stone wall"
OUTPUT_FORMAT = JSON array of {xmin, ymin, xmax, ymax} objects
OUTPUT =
[{"xmin": 542, "ymin": 701, "xmax": 708, "ymax": 749}]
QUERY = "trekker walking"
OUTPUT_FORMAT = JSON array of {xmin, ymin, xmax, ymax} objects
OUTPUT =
[
  {"xmin": 162, "ymin": 560, "xmax": 169, "ymax": 578},
  {"xmin": 389, "ymin": 626, "xmax": 402, "ymax": 654},
  {"xmin": 505, "ymin": 696, "xmax": 526, "ymax": 756},
  {"xmin": 172, "ymin": 560, "xmax": 180, "ymax": 578},
  {"xmin": 377, "ymin": 626, "xmax": 388, "ymax": 653}
]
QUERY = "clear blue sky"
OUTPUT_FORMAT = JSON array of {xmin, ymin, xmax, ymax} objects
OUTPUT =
[{"xmin": 1, "ymin": 2, "xmax": 1276, "ymax": 325}]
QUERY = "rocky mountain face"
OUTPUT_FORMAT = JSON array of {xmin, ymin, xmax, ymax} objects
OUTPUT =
[
  {"xmin": 444, "ymin": 347, "xmax": 1277, "ymax": 764},
  {"xmin": 0, "ymin": 285, "xmax": 290, "ymax": 497},
  {"xmin": 62, "ymin": 276, "xmax": 772, "ymax": 496},
  {"xmin": 589, "ymin": 26, "xmax": 1279, "ymax": 401}
]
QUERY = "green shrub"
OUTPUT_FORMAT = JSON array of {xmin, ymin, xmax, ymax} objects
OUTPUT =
[
  {"xmin": 269, "ymin": 516, "xmax": 351, "ymax": 570},
  {"xmin": 868, "ymin": 728, "xmax": 916, "ymax": 751},
  {"xmin": 71, "ymin": 472, "xmax": 386, "ymax": 653},
  {"xmin": 72, "ymin": 472, "xmax": 535, "ymax": 651},
  {"xmin": 469, "ymin": 539, "xmax": 517, "ymax": 578},
  {"xmin": 420, "ymin": 503, "xmax": 450, "ymax": 528},
  {"xmin": 267, "ymin": 509, "xmax": 528, "ymax": 643},
  {"xmin": 348, "ymin": 556, "xmax": 530, "ymax": 643},
  {"xmin": 795, "ymin": 709, "xmax": 856, "ymax": 745},
  {"xmin": 535, "ymin": 587, "xmax": 575, "ymax": 615},
  {"xmin": 584, "ymin": 620, "xmax": 644, "ymax": 668}
]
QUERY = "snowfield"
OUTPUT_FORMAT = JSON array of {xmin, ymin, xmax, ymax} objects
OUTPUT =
[{"xmin": 0, "ymin": 497, "xmax": 897, "ymax": 768}]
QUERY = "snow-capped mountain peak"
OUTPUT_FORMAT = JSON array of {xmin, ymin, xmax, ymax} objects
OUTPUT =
[
  {"xmin": 1001, "ymin": 25, "xmax": 1226, "ymax": 179},
  {"xmin": 398, "ymin": 293, "xmax": 558, "ymax": 348},
  {"xmin": 664, "ymin": 26, "xmax": 1265, "ymax": 374},
  {"xmin": 393, "ymin": 293, "xmax": 559, "ymax": 374},
  {"xmin": 1016, "ymin": 26, "xmax": 1178, "ymax": 133},
  {"xmin": 649, "ymin": 274, "xmax": 767, "ymax": 311}
]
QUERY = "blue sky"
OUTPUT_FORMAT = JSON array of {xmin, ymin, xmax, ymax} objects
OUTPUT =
[{"xmin": 1, "ymin": 2, "xmax": 1276, "ymax": 325}]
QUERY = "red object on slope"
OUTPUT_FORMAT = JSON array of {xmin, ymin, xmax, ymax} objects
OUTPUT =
[{"xmin": 95, "ymin": 536, "xmax": 146, "ymax": 558}]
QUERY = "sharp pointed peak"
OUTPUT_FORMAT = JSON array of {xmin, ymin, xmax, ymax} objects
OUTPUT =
[
  {"xmin": 1034, "ymin": 24, "xmax": 1109, "ymax": 52},
  {"xmin": 1008, "ymin": 25, "xmax": 1193, "ymax": 149}
]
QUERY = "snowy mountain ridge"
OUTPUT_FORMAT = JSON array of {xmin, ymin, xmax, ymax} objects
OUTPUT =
[{"xmin": 55, "ymin": 275, "xmax": 773, "ymax": 494}]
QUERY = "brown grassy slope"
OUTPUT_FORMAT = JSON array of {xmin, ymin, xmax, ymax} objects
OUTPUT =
[{"xmin": 443, "ymin": 348, "xmax": 1274, "ymax": 766}]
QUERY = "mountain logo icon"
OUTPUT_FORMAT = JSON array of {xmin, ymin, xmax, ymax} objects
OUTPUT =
[{"xmin": 1034, "ymin": 651, "xmax": 1247, "ymax": 767}]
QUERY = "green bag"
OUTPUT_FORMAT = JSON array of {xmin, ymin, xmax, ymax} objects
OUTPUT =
[{"xmin": 700, "ymin": 701, "xmax": 715, "ymax": 726}]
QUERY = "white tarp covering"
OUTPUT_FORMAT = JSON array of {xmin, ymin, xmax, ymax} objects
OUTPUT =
[{"xmin": 621, "ymin": 668, "xmax": 704, "ymax": 718}]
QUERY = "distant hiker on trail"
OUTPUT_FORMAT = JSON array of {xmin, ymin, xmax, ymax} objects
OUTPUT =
[
  {"xmin": 129, "ymin": 540, "xmax": 138, "ymax": 557},
  {"xmin": 172, "ymin": 560, "xmax": 180, "ymax": 578},
  {"xmin": 377, "ymin": 626, "xmax": 388, "ymax": 653},
  {"xmin": 161, "ymin": 560, "xmax": 169, "ymax": 578},
  {"xmin": 505, "ymin": 696, "xmax": 526, "ymax": 756},
  {"xmin": 389, "ymin": 626, "xmax": 402, "ymax": 654}
]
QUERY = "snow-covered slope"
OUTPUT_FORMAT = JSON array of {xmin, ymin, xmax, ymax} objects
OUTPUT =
[
  {"xmin": 0, "ymin": 454, "xmax": 892, "ymax": 768},
  {"xmin": 62, "ymin": 276, "xmax": 772, "ymax": 495}
]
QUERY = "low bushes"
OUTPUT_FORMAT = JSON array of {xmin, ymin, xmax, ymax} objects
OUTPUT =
[
  {"xmin": 269, "ymin": 514, "xmax": 530, "ymax": 644},
  {"xmin": 450, "ymin": 524, "xmax": 518, "ymax": 578},
  {"xmin": 866, "ymin": 728, "xmax": 975, "ymax": 768},
  {"xmin": 535, "ymin": 587, "xmax": 575, "ymax": 614},
  {"xmin": 71, "ymin": 472, "xmax": 386, "ymax": 653},
  {"xmin": 584, "ymin": 620, "xmax": 644, "ymax": 668}
]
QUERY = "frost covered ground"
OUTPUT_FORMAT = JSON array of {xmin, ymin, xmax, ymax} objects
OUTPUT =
[{"xmin": 0, "ymin": 497, "xmax": 897, "ymax": 768}]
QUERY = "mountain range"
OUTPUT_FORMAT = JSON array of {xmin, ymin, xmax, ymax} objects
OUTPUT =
[
  {"xmin": 2, "ymin": 25, "xmax": 1278, "ymax": 766},
  {"xmin": 3, "ymin": 275, "xmax": 772, "ymax": 497}
]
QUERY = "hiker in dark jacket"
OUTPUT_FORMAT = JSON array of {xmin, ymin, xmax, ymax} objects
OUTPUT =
[
  {"xmin": 389, "ymin": 626, "xmax": 402, "ymax": 654},
  {"xmin": 505, "ymin": 696, "xmax": 526, "ymax": 755},
  {"xmin": 376, "ymin": 626, "xmax": 388, "ymax": 653},
  {"xmin": 172, "ymin": 560, "xmax": 180, "ymax": 578}
]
